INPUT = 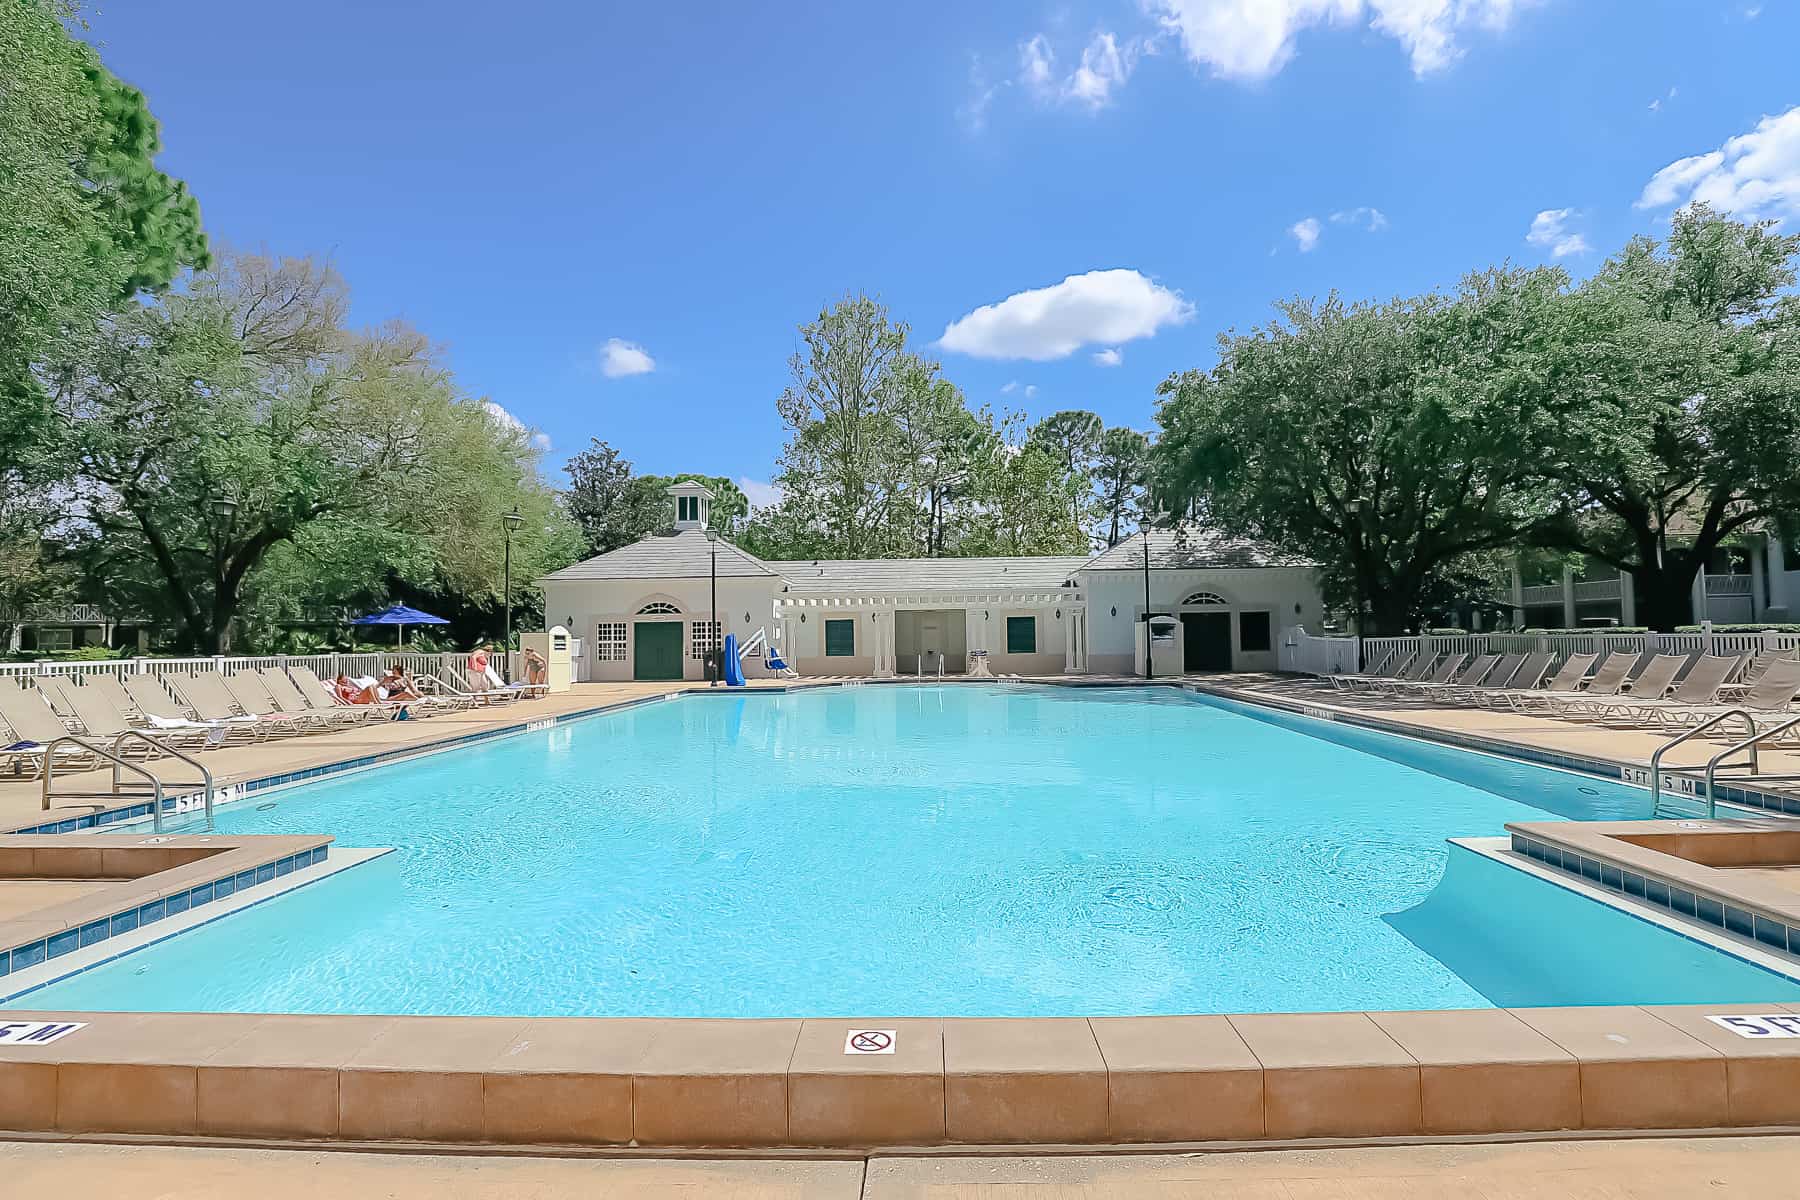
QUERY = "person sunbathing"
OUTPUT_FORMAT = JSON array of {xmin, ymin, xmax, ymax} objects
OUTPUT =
[
  {"xmin": 378, "ymin": 666, "xmax": 421, "ymax": 700},
  {"xmin": 334, "ymin": 674, "xmax": 380, "ymax": 704}
]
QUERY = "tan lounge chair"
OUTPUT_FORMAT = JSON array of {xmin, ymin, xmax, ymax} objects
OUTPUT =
[
  {"xmin": 0, "ymin": 684, "xmax": 96, "ymax": 779},
  {"xmin": 1474, "ymin": 652, "xmax": 1597, "ymax": 711}
]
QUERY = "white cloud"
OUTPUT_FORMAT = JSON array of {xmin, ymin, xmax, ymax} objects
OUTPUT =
[
  {"xmin": 1288, "ymin": 217, "xmax": 1322, "ymax": 252},
  {"xmin": 1636, "ymin": 105, "xmax": 1800, "ymax": 223},
  {"xmin": 1649, "ymin": 86, "xmax": 1677, "ymax": 113},
  {"xmin": 599, "ymin": 337, "xmax": 656, "ymax": 378},
  {"xmin": 483, "ymin": 401, "xmax": 552, "ymax": 452},
  {"xmin": 1093, "ymin": 347, "xmax": 1123, "ymax": 366},
  {"xmin": 737, "ymin": 478, "xmax": 782, "ymax": 510},
  {"xmin": 1525, "ymin": 208, "xmax": 1591, "ymax": 257},
  {"xmin": 1024, "ymin": 384, "xmax": 1039, "ymax": 398},
  {"xmin": 1018, "ymin": 30, "xmax": 1141, "ymax": 110},
  {"xmin": 1150, "ymin": 0, "xmax": 1537, "ymax": 82},
  {"xmin": 960, "ymin": 55, "xmax": 1005, "ymax": 133},
  {"xmin": 1000, "ymin": 381, "xmax": 1019, "ymax": 394},
  {"xmin": 1330, "ymin": 206, "xmax": 1389, "ymax": 231},
  {"xmin": 939, "ymin": 268, "xmax": 1194, "ymax": 361}
]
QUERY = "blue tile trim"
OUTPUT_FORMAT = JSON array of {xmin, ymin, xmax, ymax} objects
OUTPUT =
[
  {"xmin": 1513, "ymin": 833, "xmax": 1800, "ymax": 964},
  {"xmin": 0, "ymin": 844, "xmax": 329, "ymax": 977}
]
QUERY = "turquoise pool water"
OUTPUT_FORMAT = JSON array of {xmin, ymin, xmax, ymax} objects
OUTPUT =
[{"xmin": 12, "ymin": 684, "xmax": 1800, "ymax": 1015}]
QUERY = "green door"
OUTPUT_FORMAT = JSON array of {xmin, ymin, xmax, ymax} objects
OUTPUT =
[{"xmin": 633, "ymin": 621, "xmax": 683, "ymax": 681}]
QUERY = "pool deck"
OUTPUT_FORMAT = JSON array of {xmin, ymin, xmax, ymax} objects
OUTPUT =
[{"xmin": 9, "ymin": 1135, "xmax": 1800, "ymax": 1198}]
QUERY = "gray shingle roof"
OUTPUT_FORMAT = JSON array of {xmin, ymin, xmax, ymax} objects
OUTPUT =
[
  {"xmin": 766, "ymin": 556, "xmax": 1090, "ymax": 593},
  {"xmin": 541, "ymin": 529, "xmax": 779, "ymax": 581},
  {"xmin": 1081, "ymin": 526, "xmax": 1315, "ymax": 571}
]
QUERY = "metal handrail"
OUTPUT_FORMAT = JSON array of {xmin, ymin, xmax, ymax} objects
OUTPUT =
[
  {"xmin": 1704, "ymin": 715, "xmax": 1800, "ymax": 818},
  {"xmin": 42, "ymin": 735, "xmax": 166, "ymax": 833},
  {"xmin": 113, "ymin": 730, "xmax": 213, "ymax": 831},
  {"xmin": 1649, "ymin": 709, "xmax": 1758, "ymax": 818}
]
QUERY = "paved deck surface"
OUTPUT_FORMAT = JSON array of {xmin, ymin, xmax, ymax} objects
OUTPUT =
[{"xmin": 7, "ymin": 1136, "xmax": 1800, "ymax": 1197}]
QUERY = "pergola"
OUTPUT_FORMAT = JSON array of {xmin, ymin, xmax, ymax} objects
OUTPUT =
[{"xmin": 772, "ymin": 587, "xmax": 1089, "ymax": 677}]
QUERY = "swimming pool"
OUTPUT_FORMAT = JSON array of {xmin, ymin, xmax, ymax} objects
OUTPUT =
[{"xmin": 12, "ymin": 684, "xmax": 1800, "ymax": 1015}]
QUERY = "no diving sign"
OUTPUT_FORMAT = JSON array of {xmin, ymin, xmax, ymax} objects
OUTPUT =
[
  {"xmin": 1709, "ymin": 1014, "xmax": 1800, "ymax": 1039},
  {"xmin": 844, "ymin": 1029, "xmax": 896, "ymax": 1055}
]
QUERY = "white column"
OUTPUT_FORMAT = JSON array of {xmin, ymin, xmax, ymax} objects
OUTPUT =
[
  {"xmin": 1619, "ymin": 570, "xmax": 1636, "ymax": 627},
  {"xmin": 1063, "ymin": 605, "xmax": 1076, "ymax": 673},
  {"xmin": 1560, "ymin": 565, "xmax": 1577, "ymax": 629},
  {"xmin": 1509, "ymin": 561, "xmax": 1525, "ymax": 627},
  {"xmin": 1768, "ymin": 535, "xmax": 1789, "ymax": 619},
  {"xmin": 1691, "ymin": 569, "xmax": 1708, "ymax": 624}
]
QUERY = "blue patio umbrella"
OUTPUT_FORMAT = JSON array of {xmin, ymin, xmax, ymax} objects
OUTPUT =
[{"xmin": 351, "ymin": 602, "xmax": 450, "ymax": 646}]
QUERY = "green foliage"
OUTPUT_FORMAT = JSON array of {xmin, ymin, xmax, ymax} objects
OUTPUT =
[
  {"xmin": 1675, "ymin": 624, "xmax": 1800, "ymax": 634},
  {"xmin": 563, "ymin": 439, "xmax": 746, "ymax": 556},
  {"xmin": 1093, "ymin": 426, "xmax": 1150, "ymax": 548},
  {"xmin": 1153, "ymin": 268, "xmax": 1570, "ymax": 634},
  {"xmin": 1524, "ymin": 206, "xmax": 1800, "ymax": 629},
  {"xmin": 743, "ymin": 294, "xmax": 1090, "ymax": 560},
  {"xmin": 46, "ymin": 249, "xmax": 579, "ymax": 653},
  {"xmin": 0, "ymin": 1, "xmax": 206, "ymax": 433}
]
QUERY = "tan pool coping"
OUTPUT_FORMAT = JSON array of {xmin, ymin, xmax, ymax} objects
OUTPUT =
[
  {"xmin": 5, "ymin": 1004, "xmax": 1800, "ymax": 1147},
  {"xmin": 7, "ymin": 676, "xmax": 1800, "ymax": 1152}
]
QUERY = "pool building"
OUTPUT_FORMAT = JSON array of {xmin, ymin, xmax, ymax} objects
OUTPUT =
[{"xmin": 541, "ymin": 482, "xmax": 1326, "ymax": 681}]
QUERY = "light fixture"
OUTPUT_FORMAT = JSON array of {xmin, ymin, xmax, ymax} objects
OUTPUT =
[
  {"xmin": 502, "ymin": 506, "xmax": 525, "ymax": 534},
  {"xmin": 1110, "ymin": 606, "xmax": 1117, "ymax": 617},
  {"xmin": 1055, "ymin": 608, "xmax": 1061, "ymax": 619},
  {"xmin": 1344, "ymin": 497, "xmax": 1365, "ymax": 515},
  {"xmin": 211, "ymin": 495, "xmax": 238, "ymax": 521},
  {"xmin": 705, "ymin": 528, "xmax": 719, "ymax": 543},
  {"xmin": 743, "ymin": 612, "xmax": 751, "ymax": 623}
]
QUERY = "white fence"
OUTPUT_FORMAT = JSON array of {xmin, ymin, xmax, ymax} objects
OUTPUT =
[
  {"xmin": 1361, "ymin": 627, "xmax": 1800, "ymax": 676},
  {"xmin": 1279, "ymin": 628, "xmax": 1361, "ymax": 676},
  {"xmin": 0, "ymin": 651, "xmax": 473, "ymax": 688}
]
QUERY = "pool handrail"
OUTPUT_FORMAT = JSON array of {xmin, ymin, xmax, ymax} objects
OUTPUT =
[{"xmin": 1650, "ymin": 708, "xmax": 1756, "ymax": 818}]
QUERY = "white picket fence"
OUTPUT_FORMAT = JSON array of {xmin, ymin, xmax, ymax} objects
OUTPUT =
[
  {"xmin": 1361, "ymin": 626, "xmax": 1800, "ymax": 676},
  {"xmin": 0, "ymin": 651, "xmax": 472, "ymax": 688}
]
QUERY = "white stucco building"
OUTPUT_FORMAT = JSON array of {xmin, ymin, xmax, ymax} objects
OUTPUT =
[{"xmin": 539, "ymin": 483, "xmax": 1324, "ymax": 681}]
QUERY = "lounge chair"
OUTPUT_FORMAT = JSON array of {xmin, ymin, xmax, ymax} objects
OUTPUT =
[
  {"xmin": 286, "ymin": 665, "xmax": 420, "ymax": 718},
  {"xmin": 164, "ymin": 672, "xmax": 287, "ymax": 740},
  {"xmin": 1400, "ymin": 653, "xmax": 1502, "ymax": 700},
  {"xmin": 0, "ymin": 685, "xmax": 97, "ymax": 779},
  {"xmin": 437, "ymin": 663, "xmax": 523, "ymax": 705},
  {"xmin": 480, "ymin": 663, "xmax": 549, "ymax": 699},
  {"xmin": 1326, "ymin": 650, "xmax": 1405, "ymax": 692},
  {"xmin": 1591, "ymin": 655, "xmax": 1747, "ymax": 728},
  {"xmin": 1386, "ymin": 653, "xmax": 1469, "ymax": 696},
  {"xmin": 1535, "ymin": 652, "xmax": 1639, "ymax": 713},
  {"xmin": 222, "ymin": 671, "xmax": 348, "ymax": 734},
  {"xmin": 1549, "ymin": 654, "xmax": 1687, "ymax": 720},
  {"xmin": 1369, "ymin": 654, "xmax": 1445, "ymax": 695},
  {"xmin": 1474, "ymin": 652, "xmax": 1598, "ymax": 711},
  {"xmin": 32, "ymin": 677, "xmax": 187, "ymax": 756},
  {"xmin": 1659, "ymin": 658, "xmax": 1800, "ymax": 737},
  {"xmin": 409, "ymin": 673, "xmax": 487, "ymax": 711},
  {"xmin": 120, "ymin": 674, "xmax": 246, "ymax": 745},
  {"xmin": 255, "ymin": 668, "xmax": 380, "ymax": 727}
]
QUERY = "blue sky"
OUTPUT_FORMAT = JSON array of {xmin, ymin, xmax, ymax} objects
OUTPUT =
[{"xmin": 84, "ymin": 1, "xmax": 1796, "ymax": 504}]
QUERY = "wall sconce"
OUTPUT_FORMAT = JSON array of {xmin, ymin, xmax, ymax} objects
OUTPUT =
[
  {"xmin": 1294, "ymin": 603, "xmax": 1303, "ymax": 614},
  {"xmin": 1055, "ymin": 608, "xmax": 1062, "ymax": 619},
  {"xmin": 800, "ymin": 613, "xmax": 806, "ymax": 623},
  {"xmin": 983, "ymin": 610, "xmax": 989, "ymax": 620},
  {"xmin": 1110, "ymin": 606, "xmax": 1117, "ymax": 617},
  {"xmin": 744, "ymin": 612, "xmax": 751, "ymax": 623}
]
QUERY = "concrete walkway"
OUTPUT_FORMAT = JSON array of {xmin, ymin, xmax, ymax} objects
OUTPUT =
[{"xmin": 8, "ymin": 1136, "xmax": 1800, "ymax": 1198}]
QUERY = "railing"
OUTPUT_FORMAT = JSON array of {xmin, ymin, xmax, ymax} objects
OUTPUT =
[
  {"xmin": 1361, "ymin": 628, "xmax": 1800, "ymax": 677},
  {"xmin": 1705, "ymin": 574, "xmax": 1754, "ymax": 596},
  {"xmin": 1650, "ymin": 710, "xmax": 1758, "ymax": 819},
  {"xmin": 1, "ymin": 651, "xmax": 469, "ymax": 688},
  {"xmin": 1519, "ymin": 584, "xmax": 1564, "ymax": 605},
  {"xmin": 40, "ymin": 731, "xmax": 214, "ymax": 834},
  {"xmin": 1574, "ymin": 578, "xmax": 1622, "ymax": 601},
  {"xmin": 1649, "ymin": 710, "xmax": 1800, "ymax": 819}
]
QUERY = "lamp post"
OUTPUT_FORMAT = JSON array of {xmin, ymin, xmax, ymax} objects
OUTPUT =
[
  {"xmin": 1141, "ymin": 512, "xmax": 1154, "ymax": 681},
  {"xmin": 211, "ymin": 494, "xmax": 238, "ymax": 655},
  {"xmin": 502, "ymin": 506, "xmax": 524, "ymax": 683},
  {"xmin": 1345, "ymin": 497, "xmax": 1366, "ymax": 637},
  {"xmin": 705, "ymin": 529, "xmax": 720, "ymax": 686}
]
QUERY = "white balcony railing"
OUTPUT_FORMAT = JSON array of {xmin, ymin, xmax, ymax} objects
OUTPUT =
[
  {"xmin": 1574, "ymin": 578, "xmax": 1622, "ymax": 601},
  {"xmin": 1705, "ymin": 574, "xmax": 1753, "ymax": 596},
  {"xmin": 1520, "ymin": 584, "xmax": 1564, "ymax": 605}
]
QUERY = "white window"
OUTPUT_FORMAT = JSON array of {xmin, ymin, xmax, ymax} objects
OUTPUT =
[
  {"xmin": 690, "ymin": 620, "xmax": 721, "ymax": 660},
  {"xmin": 595, "ymin": 622, "xmax": 628, "ymax": 662},
  {"xmin": 637, "ymin": 602, "xmax": 680, "ymax": 615},
  {"xmin": 1181, "ymin": 591, "xmax": 1228, "ymax": 606}
]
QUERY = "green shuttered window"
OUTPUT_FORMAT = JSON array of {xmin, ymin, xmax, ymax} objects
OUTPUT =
[
  {"xmin": 1006, "ymin": 616, "xmax": 1037, "ymax": 655},
  {"xmin": 824, "ymin": 618, "xmax": 855, "ymax": 657}
]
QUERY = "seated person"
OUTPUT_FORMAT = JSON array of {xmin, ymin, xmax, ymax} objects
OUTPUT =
[
  {"xmin": 378, "ymin": 666, "xmax": 421, "ymax": 700},
  {"xmin": 334, "ymin": 674, "xmax": 380, "ymax": 704}
]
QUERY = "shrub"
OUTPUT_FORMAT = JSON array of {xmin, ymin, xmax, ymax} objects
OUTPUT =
[{"xmin": 1675, "ymin": 623, "xmax": 1800, "ymax": 634}]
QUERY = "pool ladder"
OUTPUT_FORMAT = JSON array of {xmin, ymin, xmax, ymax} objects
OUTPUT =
[
  {"xmin": 40, "ymin": 731, "xmax": 215, "ymax": 833},
  {"xmin": 1649, "ymin": 709, "xmax": 1800, "ymax": 819}
]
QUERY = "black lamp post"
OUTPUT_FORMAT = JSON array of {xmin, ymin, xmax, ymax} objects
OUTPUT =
[
  {"xmin": 705, "ymin": 529, "xmax": 719, "ymax": 685},
  {"xmin": 211, "ymin": 494, "xmax": 238, "ymax": 654},
  {"xmin": 1141, "ymin": 513, "xmax": 1154, "ymax": 681},
  {"xmin": 502, "ymin": 506, "xmax": 524, "ymax": 683}
]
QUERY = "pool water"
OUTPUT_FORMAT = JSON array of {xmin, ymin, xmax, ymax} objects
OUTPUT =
[{"xmin": 13, "ymin": 685, "xmax": 1800, "ymax": 1015}]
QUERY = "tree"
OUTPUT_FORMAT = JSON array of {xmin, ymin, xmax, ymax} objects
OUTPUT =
[
  {"xmin": 48, "ymin": 249, "xmax": 573, "ymax": 652},
  {"xmin": 1153, "ymin": 269, "xmax": 1570, "ymax": 634},
  {"xmin": 1026, "ymin": 410, "xmax": 1103, "ymax": 474},
  {"xmin": 1, "ymin": 1, "xmax": 206, "ymax": 425},
  {"xmin": 1092, "ymin": 427, "xmax": 1149, "ymax": 547},
  {"xmin": 1524, "ymin": 207, "xmax": 1800, "ymax": 628},
  {"xmin": 564, "ymin": 439, "xmax": 748, "ymax": 556},
  {"xmin": 891, "ymin": 367, "xmax": 989, "ymax": 556},
  {"xmin": 957, "ymin": 441, "xmax": 1090, "ymax": 556}
]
